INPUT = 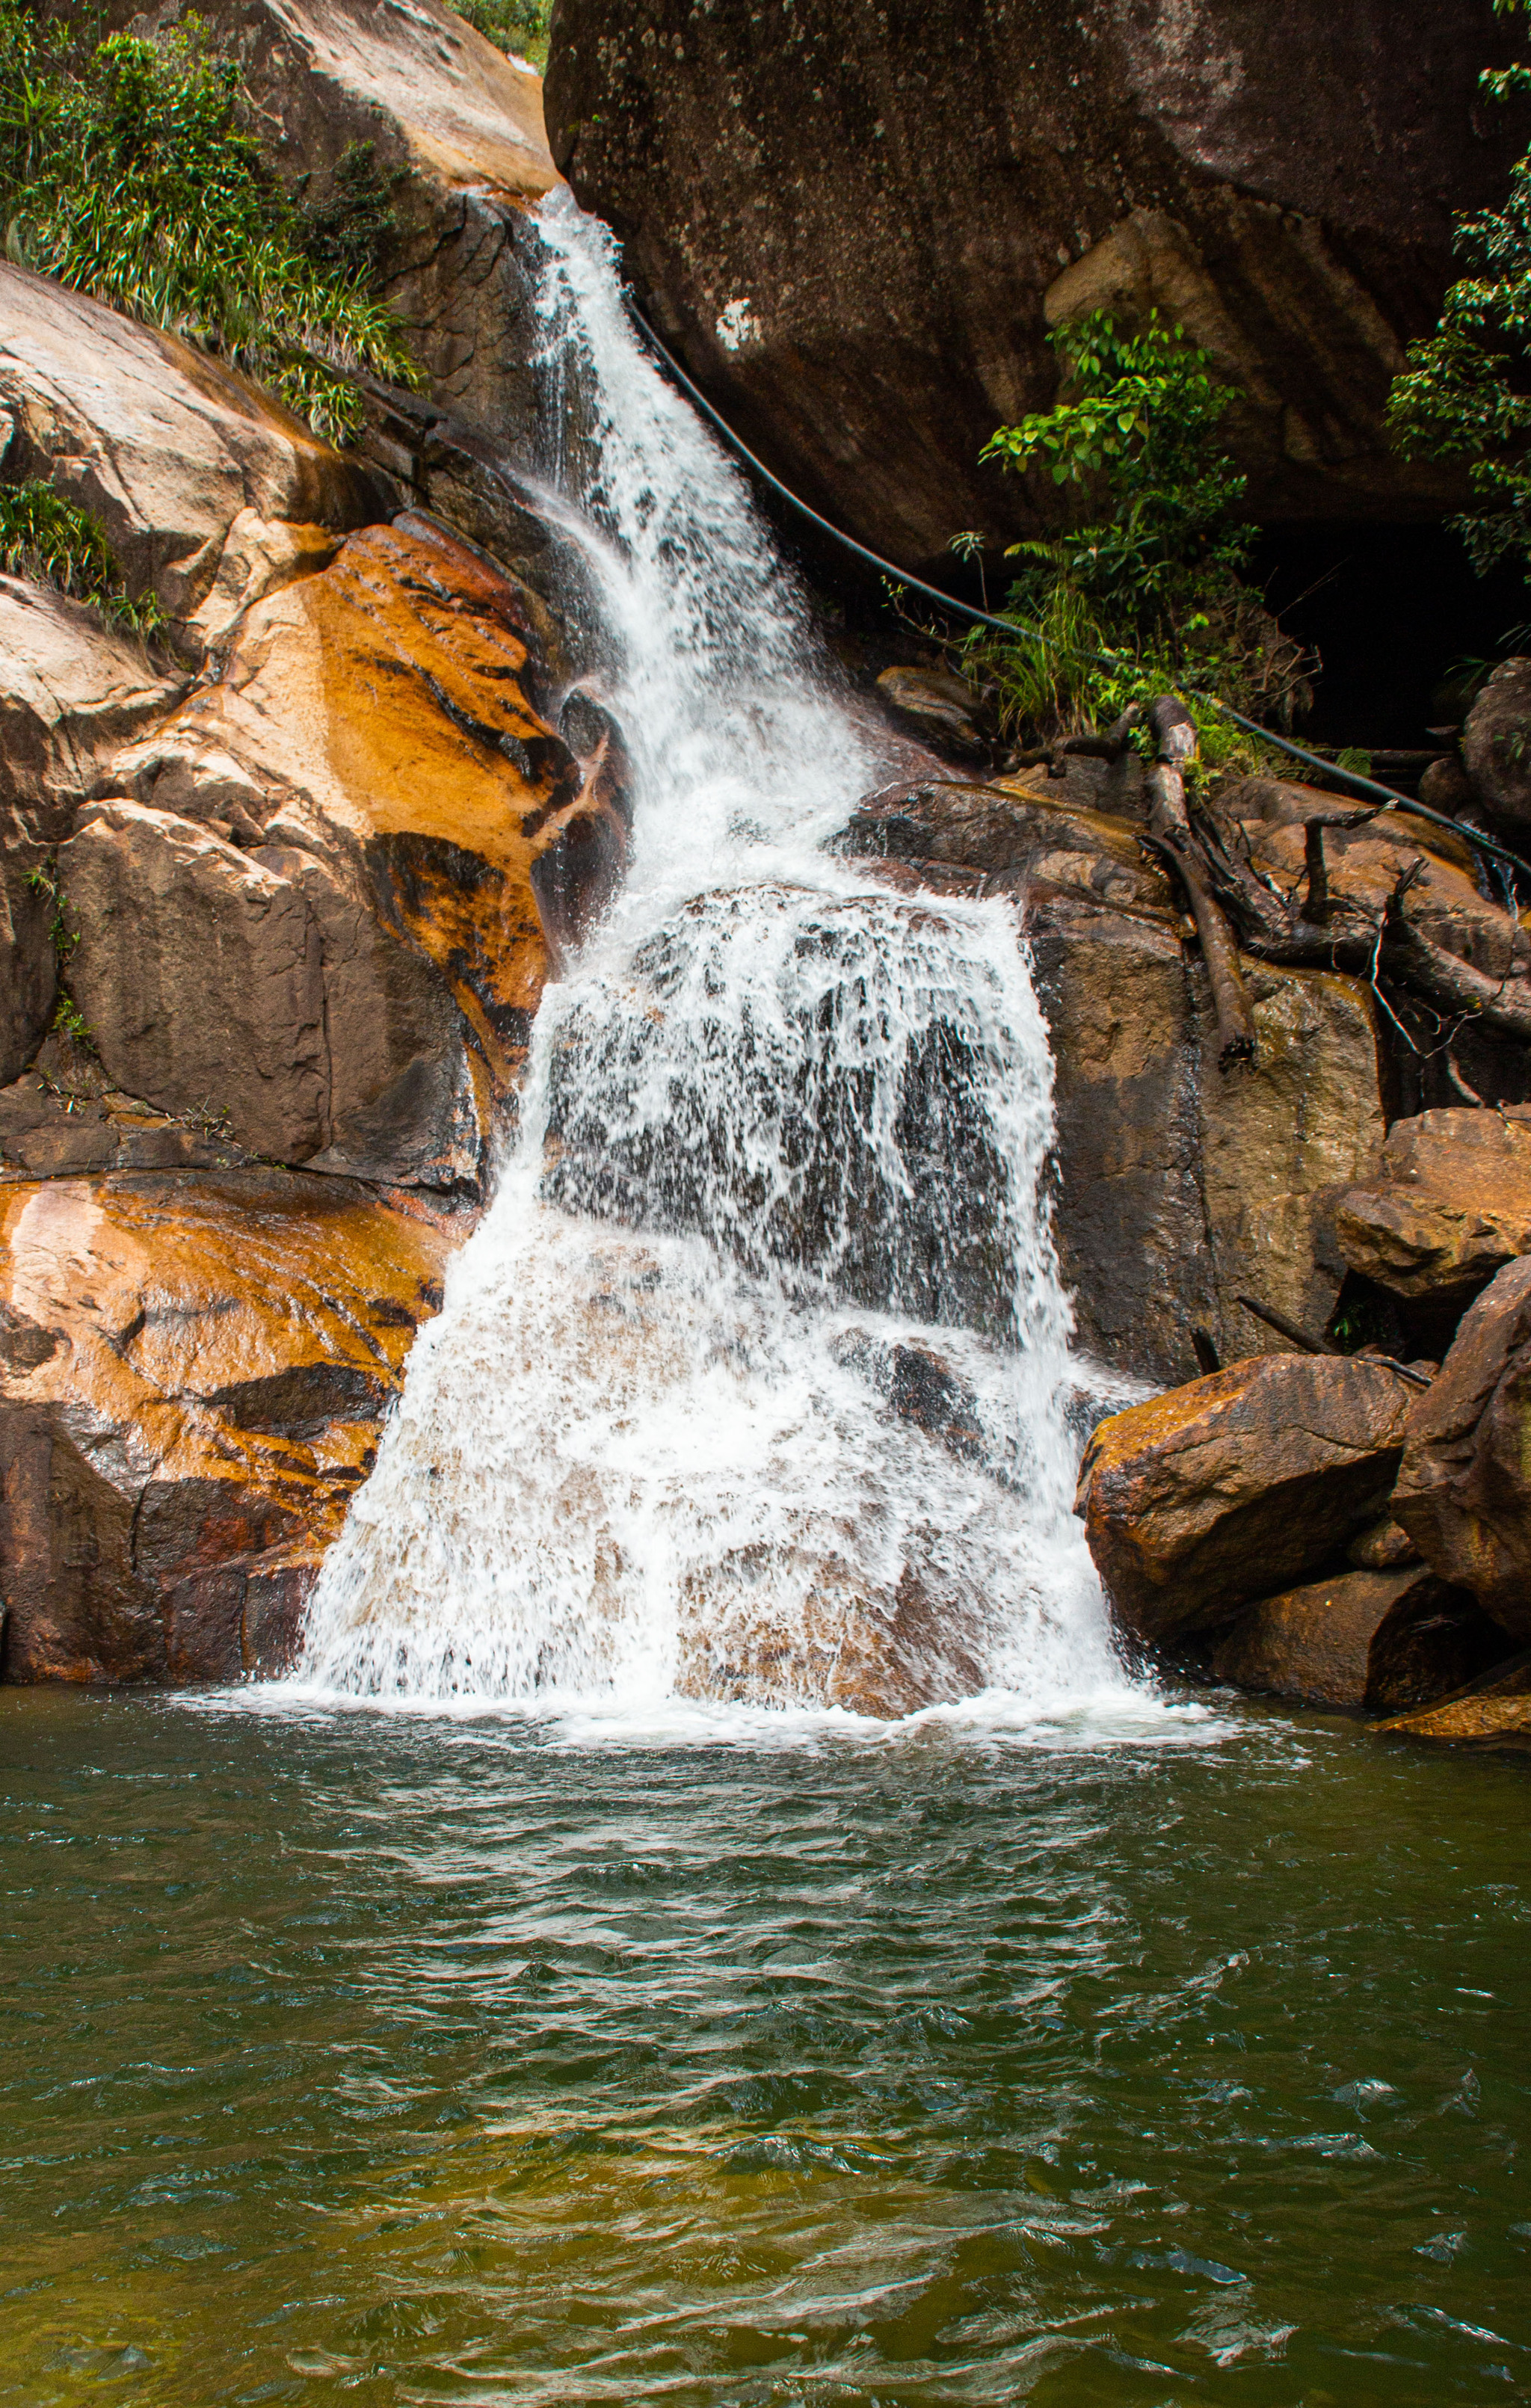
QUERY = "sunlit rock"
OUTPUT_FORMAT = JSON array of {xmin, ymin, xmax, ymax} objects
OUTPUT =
[
  {"xmin": 0, "ymin": 261, "xmax": 382, "ymax": 659},
  {"xmin": 89, "ymin": 514, "xmax": 626, "ymax": 1186},
  {"xmin": 1333, "ymin": 1106, "xmax": 1531, "ymax": 1305},
  {"xmin": 0, "ymin": 1171, "xmax": 452, "ymax": 1683},
  {"xmin": 1078, "ymin": 1354, "xmax": 1417, "ymax": 1648}
]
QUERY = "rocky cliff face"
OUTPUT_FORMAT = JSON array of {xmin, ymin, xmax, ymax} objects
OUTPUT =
[
  {"xmin": 545, "ymin": 0, "xmax": 1524, "ymax": 567},
  {"xmin": 0, "ymin": 1, "xmax": 621, "ymax": 1682}
]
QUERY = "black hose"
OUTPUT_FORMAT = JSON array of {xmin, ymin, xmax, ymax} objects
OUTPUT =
[{"xmin": 623, "ymin": 298, "xmax": 1531, "ymax": 884}]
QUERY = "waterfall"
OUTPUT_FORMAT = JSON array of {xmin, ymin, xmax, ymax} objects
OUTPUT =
[{"xmin": 294, "ymin": 191, "xmax": 1138, "ymax": 1725}]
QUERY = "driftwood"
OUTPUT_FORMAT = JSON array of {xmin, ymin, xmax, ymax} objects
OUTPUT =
[
  {"xmin": 1144, "ymin": 695, "xmax": 1256, "ymax": 1068},
  {"xmin": 1236, "ymin": 1294, "xmax": 1432, "ymax": 1388}
]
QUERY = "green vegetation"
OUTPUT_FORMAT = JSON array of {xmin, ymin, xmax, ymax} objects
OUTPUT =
[
  {"xmin": 0, "ymin": 5, "xmax": 419, "ymax": 446},
  {"xmin": 0, "ymin": 478, "xmax": 166, "ymax": 637},
  {"xmin": 449, "ymin": 0, "xmax": 552, "ymax": 71},
  {"xmin": 964, "ymin": 310, "xmax": 1306, "ymax": 754},
  {"xmin": 1387, "ymin": 0, "xmax": 1531, "ymax": 582},
  {"xmin": 26, "ymin": 855, "xmax": 96, "ymax": 1058}
]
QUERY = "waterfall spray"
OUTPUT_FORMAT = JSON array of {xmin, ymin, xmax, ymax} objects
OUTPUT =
[{"xmin": 295, "ymin": 191, "xmax": 1135, "ymax": 1722}]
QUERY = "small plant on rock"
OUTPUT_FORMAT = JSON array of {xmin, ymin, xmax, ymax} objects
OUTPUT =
[
  {"xmin": 967, "ymin": 309, "xmax": 1309, "ymax": 750},
  {"xmin": 0, "ymin": 7, "xmax": 419, "ymax": 446},
  {"xmin": 0, "ymin": 478, "xmax": 167, "ymax": 636},
  {"xmin": 1387, "ymin": 0, "xmax": 1531, "ymax": 585},
  {"xmin": 448, "ymin": 0, "xmax": 552, "ymax": 70}
]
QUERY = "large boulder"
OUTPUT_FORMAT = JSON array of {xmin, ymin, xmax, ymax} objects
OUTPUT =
[
  {"xmin": 80, "ymin": 512, "xmax": 625, "ymax": 1186},
  {"xmin": 1077, "ymin": 1353, "xmax": 1417, "ymax": 1647},
  {"xmin": 0, "ymin": 576, "xmax": 185, "ymax": 846},
  {"xmin": 1391, "ymin": 1254, "xmax": 1531, "ymax": 1641},
  {"xmin": 1333, "ymin": 1106, "xmax": 1531, "ymax": 1304},
  {"xmin": 1035, "ymin": 904, "xmax": 1381, "ymax": 1386},
  {"xmin": 1030, "ymin": 899, "xmax": 1216, "ymax": 1382},
  {"xmin": 1461, "ymin": 656, "xmax": 1531, "ymax": 837},
  {"xmin": 1205, "ymin": 1563, "xmax": 1503, "ymax": 1710},
  {"xmin": 545, "ymin": 0, "xmax": 1517, "ymax": 567},
  {"xmin": 0, "ymin": 262, "xmax": 382, "ymax": 658},
  {"xmin": 0, "ymin": 1171, "xmax": 452, "ymax": 1684}
]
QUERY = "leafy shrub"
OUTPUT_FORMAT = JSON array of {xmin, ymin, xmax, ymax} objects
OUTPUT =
[
  {"xmin": 0, "ymin": 7, "xmax": 419, "ymax": 445},
  {"xmin": 969, "ymin": 310, "xmax": 1304, "ymax": 744},
  {"xmin": 0, "ymin": 477, "xmax": 166, "ymax": 637},
  {"xmin": 1387, "ymin": 1, "xmax": 1531, "ymax": 581},
  {"xmin": 449, "ymin": 0, "xmax": 552, "ymax": 70}
]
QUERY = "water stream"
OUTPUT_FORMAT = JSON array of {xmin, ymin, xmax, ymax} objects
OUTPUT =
[{"xmin": 297, "ymin": 193, "xmax": 1135, "ymax": 1725}]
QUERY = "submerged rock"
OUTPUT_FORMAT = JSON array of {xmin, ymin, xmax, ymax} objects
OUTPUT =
[
  {"xmin": 1333, "ymin": 1106, "xmax": 1531, "ymax": 1304},
  {"xmin": 1391, "ymin": 1254, "xmax": 1531, "ymax": 1642},
  {"xmin": 0, "ymin": 1171, "xmax": 452, "ymax": 1684},
  {"xmin": 1077, "ymin": 1354, "xmax": 1417, "ymax": 1648}
]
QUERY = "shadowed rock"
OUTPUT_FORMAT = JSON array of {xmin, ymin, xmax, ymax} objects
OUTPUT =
[
  {"xmin": 1205, "ymin": 1565, "xmax": 1503, "ymax": 1710},
  {"xmin": 546, "ymin": 0, "xmax": 1517, "ymax": 565},
  {"xmin": 1392, "ymin": 1254, "xmax": 1531, "ymax": 1642}
]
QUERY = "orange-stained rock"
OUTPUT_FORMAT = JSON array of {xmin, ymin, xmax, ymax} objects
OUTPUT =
[
  {"xmin": 72, "ymin": 514, "xmax": 627, "ymax": 1185},
  {"xmin": 1076, "ymin": 1354, "xmax": 1417, "ymax": 1646},
  {"xmin": 1205, "ymin": 1565, "xmax": 1503, "ymax": 1710},
  {"xmin": 0, "ymin": 1171, "xmax": 454, "ymax": 1684},
  {"xmin": 1375, "ymin": 1646, "xmax": 1531, "ymax": 1747},
  {"xmin": 1333, "ymin": 1105, "xmax": 1531, "ymax": 1304}
]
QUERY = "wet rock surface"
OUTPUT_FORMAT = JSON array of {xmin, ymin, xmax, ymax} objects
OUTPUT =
[
  {"xmin": 1391, "ymin": 1254, "xmax": 1531, "ymax": 1642},
  {"xmin": 0, "ymin": 1171, "xmax": 452, "ymax": 1684},
  {"xmin": 1334, "ymin": 1106, "xmax": 1531, "ymax": 1303},
  {"xmin": 1076, "ymin": 1354, "xmax": 1417, "ymax": 1648},
  {"xmin": 1376, "ymin": 1648, "xmax": 1531, "ymax": 1747},
  {"xmin": 851, "ymin": 777, "xmax": 1387, "ymax": 1388},
  {"xmin": 1204, "ymin": 1564, "xmax": 1502, "ymax": 1712}
]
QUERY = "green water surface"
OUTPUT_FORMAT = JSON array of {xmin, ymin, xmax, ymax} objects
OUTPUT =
[{"xmin": 1, "ymin": 1687, "xmax": 1527, "ymax": 2404}]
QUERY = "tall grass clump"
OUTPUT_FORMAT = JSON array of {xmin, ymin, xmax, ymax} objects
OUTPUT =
[
  {"xmin": 0, "ymin": 3, "xmax": 419, "ymax": 445},
  {"xmin": 0, "ymin": 478, "xmax": 166, "ymax": 638}
]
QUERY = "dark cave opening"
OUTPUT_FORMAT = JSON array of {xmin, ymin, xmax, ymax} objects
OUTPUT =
[{"xmin": 1251, "ymin": 520, "xmax": 1529, "ymax": 749}]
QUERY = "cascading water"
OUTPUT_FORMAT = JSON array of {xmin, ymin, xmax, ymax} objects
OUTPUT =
[{"xmin": 295, "ymin": 189, "xmax": 1141, "ymax": 1724}]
